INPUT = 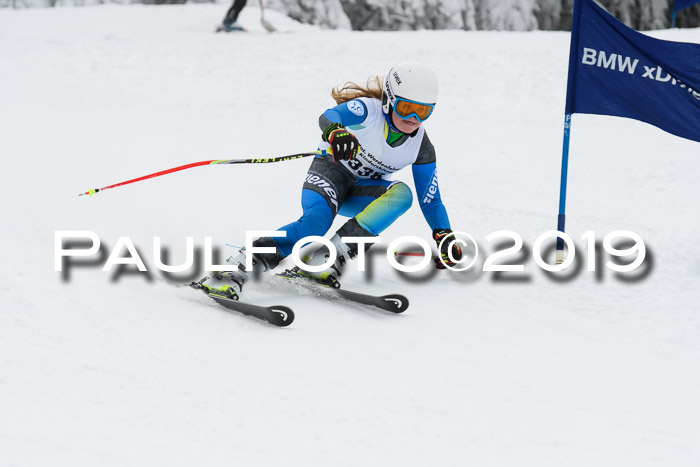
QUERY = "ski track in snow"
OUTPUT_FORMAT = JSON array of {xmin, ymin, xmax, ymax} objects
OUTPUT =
[{"xmin": 1, "ymin": 4, "xmax": 699, "ymax": 466}]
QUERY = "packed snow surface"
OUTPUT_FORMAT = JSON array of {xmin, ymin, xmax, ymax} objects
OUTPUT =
[{"xmin": 1, "ymin": 4, "xmax": 699, "ymax": 466}]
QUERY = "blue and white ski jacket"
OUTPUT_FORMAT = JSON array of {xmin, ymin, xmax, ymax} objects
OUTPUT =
[{"xmin": 319, "ymin": 97, "xmax": 451, "ymax": 231}]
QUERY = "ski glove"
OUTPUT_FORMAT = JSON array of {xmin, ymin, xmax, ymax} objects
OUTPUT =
[
  {"xmin": 322, "ymin": 123, "xmax": 359, "ymax": 162},
  {"xmin": 433, "ymin": 229, "xmax": 463, "ymax": 269}
]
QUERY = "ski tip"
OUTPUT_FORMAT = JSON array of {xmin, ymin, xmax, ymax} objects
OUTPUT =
[
  {"xmin": 269, "ymin": 306, "xmax": 294, "ymax": 326},
  {"xmin": 380, "ymin": 294, "xmax": 409, "ymax": 313}
]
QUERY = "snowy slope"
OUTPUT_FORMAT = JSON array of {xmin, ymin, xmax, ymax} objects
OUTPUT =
[{"xmin": 1, "ymin": 4, "xmax": 700, "ymax": 467}]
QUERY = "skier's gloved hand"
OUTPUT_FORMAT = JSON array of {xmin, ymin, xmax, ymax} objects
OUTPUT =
[
  {"xmin": 433, "ymin": 229, "xmax": 463, "ymax": 269},
  {"xmin": 322, "ymin": 123, "xmax": 359, "ymax": 162}
]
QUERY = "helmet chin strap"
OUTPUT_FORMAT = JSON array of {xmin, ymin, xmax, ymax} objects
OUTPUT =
[{"xmin": 384, "ymin": 108, "xmax": 400, "ymax": 133}]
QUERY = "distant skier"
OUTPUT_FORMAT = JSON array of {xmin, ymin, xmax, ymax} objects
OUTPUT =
[
  {"xmin": 216, "ymin": 0, "xmax": 247, "ymax": 32},
  {"xmin": 200, "ymin": 62, "xmax": 463, "ymax": 299}
]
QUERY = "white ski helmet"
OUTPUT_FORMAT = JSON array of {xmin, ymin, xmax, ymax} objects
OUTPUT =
[{"xmin": 382, "ymin": 62, "xmax": 439, "ymax": 121}]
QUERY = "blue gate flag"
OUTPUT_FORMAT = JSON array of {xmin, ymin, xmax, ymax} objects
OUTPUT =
[
  {"xmin": 674, "ymin": 0, "xmax": 700, "ymax": 12},
  {"xmin": 556, "ymin": 0, "xmax": 700, "ymax": 259},
  {"xmin": 566, "ymin": 0, "xmax": 700, "ymax": 143}
]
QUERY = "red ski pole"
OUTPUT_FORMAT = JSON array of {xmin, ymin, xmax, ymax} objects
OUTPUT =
[
  {"xmin": 394, "ymin": 250, "xmax": 441, "ymax": 263},
  {"xmin": 78, "ymin": 150, "xmax": 326, "ymax": 197},
  {"xmin": 394, "ymin": 251, "xmax": 428, "ymax": 257}
]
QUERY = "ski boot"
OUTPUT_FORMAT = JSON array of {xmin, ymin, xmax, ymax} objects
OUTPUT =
[
  {"xmin": 294, "ymin": 234, "xmax": 357, "ymax": 288},
  {"xmin": 215, "ymin": 22, "xmax": 246, "ymax": 33},
  {"xmin": 193, "ymin": 249, "xmax": 257, "ymax": 300}
]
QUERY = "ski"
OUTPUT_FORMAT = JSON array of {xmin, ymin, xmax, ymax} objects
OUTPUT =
[
  {"xmin": 275, "ymin": 268, "xmax": 409, "ymax": 313},
  {"xmin": 187, "ymin": 280, "xmax": 294, "ymax": 327},
  {"xmin": 207, "ymin": 292, "xmax": 294, "ymax": 327}
]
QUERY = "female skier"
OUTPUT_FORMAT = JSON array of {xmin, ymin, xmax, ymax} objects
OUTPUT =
[{"xmin": 200, "ymin": 62, "xmax": 462, "ymax": 299}]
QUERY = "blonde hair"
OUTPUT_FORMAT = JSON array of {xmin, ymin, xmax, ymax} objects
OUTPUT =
[{"xmin": 330, "ymin": 76, "xmax": 383, "ymax": 104}]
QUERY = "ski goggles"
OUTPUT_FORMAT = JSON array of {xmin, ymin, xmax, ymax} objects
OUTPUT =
[{"xmin": 393, "ymin": 97, "xmax": 435, "ymax": 122}]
